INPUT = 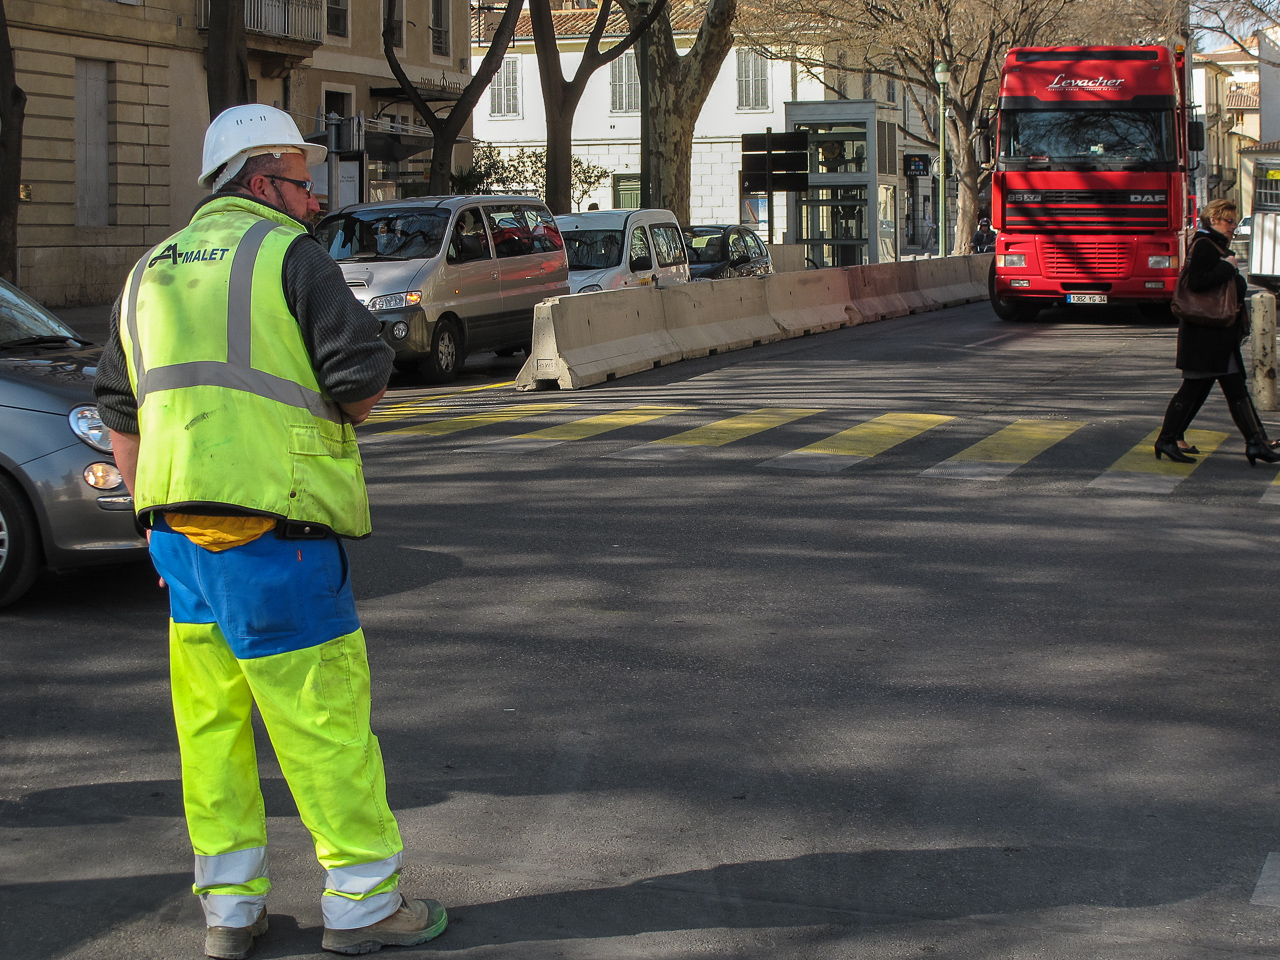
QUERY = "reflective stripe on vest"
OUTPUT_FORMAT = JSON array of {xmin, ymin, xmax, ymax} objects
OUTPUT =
[{"xmin": 123, "ymin": 219, "xmax": 340, "ymax": 424}]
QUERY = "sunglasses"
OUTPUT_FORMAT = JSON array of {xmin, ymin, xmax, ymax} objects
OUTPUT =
[{"xmin": 266, "ymin": 174, "xmax": 314, "ymax": 197}]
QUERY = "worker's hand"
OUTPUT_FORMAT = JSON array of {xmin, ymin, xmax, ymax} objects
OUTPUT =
[{"xmin": 144, "ymin": 528, "xmax": 166, "ymax": 589}]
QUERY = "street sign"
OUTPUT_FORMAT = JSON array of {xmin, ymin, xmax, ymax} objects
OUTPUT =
[
  {"xmin": 743, "ymin": 151, "xmax": 809, "ymax": 173},
  {"xmin": 741, "ymin": 131, "xmax": 809, "ymax": 153},
  {"xmin": 741, "ymin": 171, "xmax": 810, "ymax": 194}
]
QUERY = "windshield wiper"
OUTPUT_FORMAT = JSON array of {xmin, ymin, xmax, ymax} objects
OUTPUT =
[{"xmin": 0, "ymin": 335, "xmax": 90, "ymax": 348}]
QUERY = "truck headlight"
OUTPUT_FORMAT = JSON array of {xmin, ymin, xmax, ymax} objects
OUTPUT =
[
  {"xmin": 69, "ymin": 405, "xmax": 113, "ymax": 453},
  {"xmin": 368, "ymin": 291, "xmax": 423, "ymax": 311},
  {"xmin": 997, "ymin": 254, "xmax": 1026, "ymax": 268},
  {"xmin": 1148, "ymin": 255, "xmax": 1176, "ymax": 269}
]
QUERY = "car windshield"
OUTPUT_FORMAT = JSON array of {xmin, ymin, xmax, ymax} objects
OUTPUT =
[
  {"xmin": 562, "ymin": 230, "xmax": 625, "ymax": 270},
  {"xmin": 999, "ymin": 108, "xmax": 1176, "ymax": 169},
  {"xmin": 685, "ymin": 230, "xmax": 725, "ymax": 264},
  {"xmin": 315, "ymin": 208, "xmax": 451, "ymax": 261},
  {"xmin": 0, "ymin": 277, "xmax": 78, "ymax": 344}
]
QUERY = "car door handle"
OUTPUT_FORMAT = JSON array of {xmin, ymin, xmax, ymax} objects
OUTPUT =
[{"xmin": 491, "ymin": 271, "xmax": 499, "ymax": 280}]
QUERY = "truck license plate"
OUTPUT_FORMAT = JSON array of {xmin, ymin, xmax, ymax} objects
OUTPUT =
[{"xmin": 1066, "ymin": 294, "xmax": 1108, "ymax": 304}]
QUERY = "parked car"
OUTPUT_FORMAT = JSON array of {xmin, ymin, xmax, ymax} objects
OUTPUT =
[
  {"xmin": 315, "ymin": 195, "xmax": 569, "ymax": 383},
  {"xmin": 555, "ymin": 209, "xmax": 690, "ymax": 293},
  {"xmin": 684, "ymin": 224, "xmax": 774, "ymax": 281},
  {"xmin": 0, "ymin": 280, "xmax": 147, "ymax": 607}
]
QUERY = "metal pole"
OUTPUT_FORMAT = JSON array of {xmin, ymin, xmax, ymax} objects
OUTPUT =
[
  {"xmin": 765, "ymin": 127, "xmax": 774, "ymax": 245},
  {"xmin": 938, "ymin": 82, "xmax": 946, "ymax": 257},
  {"xmin": 638, "ymin": 2, "xmax": 651, "ymax": 208},
  {"xmin": 326, "ymin": 112, "xmax": 340, "ymax": 215},
  {"xmin": 1251, "ymin": 290, "xmax": 1278, "ymax": 411}
]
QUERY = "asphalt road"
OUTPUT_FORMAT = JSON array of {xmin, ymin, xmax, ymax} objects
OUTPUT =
[{"xmin": 7, "ymin": 300, "xmax": 1280, "ymax": 959}]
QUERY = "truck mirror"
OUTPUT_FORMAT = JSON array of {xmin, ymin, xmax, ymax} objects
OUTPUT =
[{"xmin": 1188, "ymin": 121, "xmax": 1205, "ymax": 153}]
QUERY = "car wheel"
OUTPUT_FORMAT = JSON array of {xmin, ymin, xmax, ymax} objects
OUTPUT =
[
  {"xmin": 421, "ymin": 319, "xmax": 460, "ymax": 384},
  {"xmin": 392, "ymin": 358, "xmax": 419, "ymax": 374},
  {"xmin": 0, "ymin": 475, "xmax": 42, "ymax": 608},
  {"xmin": 989, "ymin": 262, "xmax": 1039, "ymax": 322}
]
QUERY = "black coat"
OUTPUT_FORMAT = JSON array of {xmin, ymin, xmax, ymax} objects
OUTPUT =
[{"xmin": 1175, "ymin": 227, "xmax": 1247, "ymax": 374}]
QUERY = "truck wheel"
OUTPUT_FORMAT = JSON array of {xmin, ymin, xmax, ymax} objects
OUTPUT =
[
  {"xmin": 0, "ymin": 475, "xmax": 42, "ymax": 608},
  {"xmin": 989, "ymin": 262, "xmax": 1040, "ymax": 322},
  {"xmin": 420, "ymin": 319, "xmax": 460, "ymax": 384}
]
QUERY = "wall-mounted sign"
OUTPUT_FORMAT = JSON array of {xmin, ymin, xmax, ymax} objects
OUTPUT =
[{"xmin": 904, "ymin": 154, "xmax": 931, "ymax": 178}]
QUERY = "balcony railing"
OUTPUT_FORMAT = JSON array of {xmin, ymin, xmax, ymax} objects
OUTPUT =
[{"xmin": 196, "ymin": 0, "xmax": 324, "ymax": 45}]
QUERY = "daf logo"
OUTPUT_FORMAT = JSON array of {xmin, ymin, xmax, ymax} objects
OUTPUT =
[
  {"xmin": 1010, "ymin": 192, "xmax": 1042, "ymax": 202},
  {"xmin": 1129, "ymin": 193, "xmax": 1166, "ymax": 203}
]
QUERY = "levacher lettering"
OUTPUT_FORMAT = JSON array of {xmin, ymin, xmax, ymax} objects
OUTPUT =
[
  {"xmin": 148, "ymin": 244, "xmax": 231, "ymax": 268},
  {"xmin": 1046, "ymin": 75, "xmax": 1126, "ymax": 90}
]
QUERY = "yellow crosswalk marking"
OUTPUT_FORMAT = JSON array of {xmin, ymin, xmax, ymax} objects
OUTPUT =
[
  {"xmin": 380, "ymin": 402, "xmax": 581, "ymax": 437},
  {"xmin": 362, "ymin": 402, "xmax": 448, "ymax": 425},
  {"xmin": 465, "ymin": 405, "xmax": 692, "ymax": 454},
  {"xmin": 612, "ymin": 408, "xmax": 822, "ymax": 460},
  {"xmin": 921, "ymin": 419, "xmax": 1085, "ymax": 480},
  {"xmin": 1262, "ymin": 470, "xmax": 1280, "ymax": 505},
  {"xmin": 761, "ymin": 412, "xmax": 953, "ymax": 472},
  {"xmin": 1087, "ymin": 428, "xmax": 1228, "ymax": 494}
]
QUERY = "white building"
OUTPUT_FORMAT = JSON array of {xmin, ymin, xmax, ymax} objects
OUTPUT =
[{"xmin": 471, "ymin": 6, "xmax": 826, "ymax": 237}]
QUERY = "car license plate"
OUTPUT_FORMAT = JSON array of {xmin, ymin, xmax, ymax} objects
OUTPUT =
[{"xmin": 1066, "ymin": 294, "xmax": 1108, "ymax": 304}]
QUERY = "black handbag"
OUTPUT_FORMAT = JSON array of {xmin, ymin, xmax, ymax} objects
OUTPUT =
[{"xmin": 1170, "ymin": 238, "xmax": 1238, "ymax": 328}]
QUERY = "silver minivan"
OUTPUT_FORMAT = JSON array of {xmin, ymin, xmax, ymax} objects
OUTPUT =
[
  {"xmin": 555, "ymin": 209, "xmax": 691, "ymax": 294},
  {"xmin": 316, "ymin": 195, "xmax": 569, "ymax": 383}
]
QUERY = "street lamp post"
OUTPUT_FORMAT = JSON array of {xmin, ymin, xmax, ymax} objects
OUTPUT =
[
  {"xmin": 636, "ymin": 0, "xmax": 651, "ymax": 208},
  {"xmin": 934, "ymin": 61, "xmax": 950, "ymax": 257}
]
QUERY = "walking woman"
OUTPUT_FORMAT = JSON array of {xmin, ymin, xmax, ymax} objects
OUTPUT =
[{"xmin": 1155, "ymin": 199, "xmax": 1280, "ymax": 466}]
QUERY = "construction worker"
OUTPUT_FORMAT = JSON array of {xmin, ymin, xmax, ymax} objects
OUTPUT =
[{"xmin": 93, "ymin": 104, "xmax": 446, "ymax": 959}]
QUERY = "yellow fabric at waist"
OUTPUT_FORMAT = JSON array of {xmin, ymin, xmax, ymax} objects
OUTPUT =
[{"xmin": 165, "ymin": 512, "xmax": 278, "ymax": 552}]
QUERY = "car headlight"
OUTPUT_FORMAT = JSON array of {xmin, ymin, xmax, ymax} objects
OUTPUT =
[
  {"xmin": 577, "ymin": 284, "xmax": 603, "ymax": 293},
  {"xmin": 367, "ymin": 291, "xmax": 423, "ymax": 311},
  {"xmin": 69, "ymin": 405, "xmax": 113, "ymax": 453},
  {"xmin": 1148, "ymin": 255, "xmax": 1176, "ymax": 269},
  {"xmin": 997, "ymin": 254, "xmax": 1026, "ymax": 268}
]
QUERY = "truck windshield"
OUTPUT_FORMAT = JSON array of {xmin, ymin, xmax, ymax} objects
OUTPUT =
[
  {"xmin": 562, "ymin": 230, "xmax": 625, "ymax": 270},
  {"xmin": 315, "ymin": 208, "xmax": 451, "ymax": 261},
  {"xmin": 999, "ymin": 109, "xmax": 1175, "ymax": 169}
]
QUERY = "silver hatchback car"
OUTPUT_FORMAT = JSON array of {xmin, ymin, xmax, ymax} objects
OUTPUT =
[
  {"xmin": 315, "ymin": 195, "xmax": 570, "ymax": 383},
  {"xmin": 0, "ymin": 280, "xmax": 147, "ymax": 607}
]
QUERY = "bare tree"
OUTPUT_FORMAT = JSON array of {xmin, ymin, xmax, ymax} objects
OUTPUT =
[
  {"xmin": 383, "ymin": 0, "xmax": 524, "ymax": 194},
  {"xmin": 612, "ymin": 0, "xmax": 737, "ymax": 223},
  {"xmin": 0, "ymin": 0, "xmax": 24, "ymax": 284},
  {"xmin": 529, "ymin": 0, "xmax": 667, "ymax": 214},
  {"xmin": 206, "ymin": 0, "xmax": 251, "ymax": 118}
]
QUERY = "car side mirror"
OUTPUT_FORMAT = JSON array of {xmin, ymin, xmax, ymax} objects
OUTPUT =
[{"xmin": 631, "ymin": 255, "xmax": 652, "ymax": 272}]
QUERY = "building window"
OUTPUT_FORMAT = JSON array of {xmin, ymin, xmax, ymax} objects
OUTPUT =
[
  {"xmin": 613, "ymin": 173, "xmax": 641, "ymax": 208},
  {"xmin": 611, "ymin": 51, "xmax": 640, "ymax": 114},
  {"xmin": 737, "ymin": 49, "xmax": 768, "ymax": 110},
  {"xmin": 431, "ymin": 0, "xmax": 449, "ymax": 56},
  {"xmin": 326, "ymin": 0, "xmax": 347, "ymax": 37},
  {"xmin": 384, "ymin": 0, "xmax": 403, "ymax": 48},
  {"xmin": 325, "ymin": 89, "xmax": 352, "ymax": 119},
  {"xmin": 861, "ymin": 72, "xmax": 873, "ymax": 100},
  {"xmin": 835, "ymin": 50, "xmax": 847, "ymax": 99},
  {"xmin": 490, "ymin": 58, "xmax": 519, "ymax": 117},
  {"xmin": 75, "ymin": 59, "xmax": 109, "ymax": 228},
  {"xmin": 886, "ymin": 78, "xmax": 896, "ymax": 103}
]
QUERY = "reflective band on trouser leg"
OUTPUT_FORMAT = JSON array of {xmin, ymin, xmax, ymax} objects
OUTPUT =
[
  {"xmin": 242, "ymin": 629, "xmax": 404, "ymax": 928},
  {"xmin": 169, "ymin": 619, "xmax": 272, "ymax": 926},
  {"xmin": 322, "ymin": 853, "xmax": 404, "ymax": 929}
]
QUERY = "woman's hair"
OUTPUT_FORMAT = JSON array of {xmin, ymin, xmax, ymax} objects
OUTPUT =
[{"xmin": 1200, "ymin": 198, "xmax": 1238, "ymax": 227}]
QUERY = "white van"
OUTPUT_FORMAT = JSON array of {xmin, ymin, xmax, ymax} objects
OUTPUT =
[
  {"xmin": 315, "ymin": 195, "xmax": 569, "ymax": 383},
  {"xmin": 555, "ymin": 209, "xmax": 691, "ymax": 293}
]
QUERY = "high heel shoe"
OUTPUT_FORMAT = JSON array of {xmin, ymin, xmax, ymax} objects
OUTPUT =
[
  {"xmin": 1155, "ymin": 438, "xmax": 1196, "ymax": 463},
  {"xmin": 1246, "ymin": 436, "xmax": 1280, "ymax": 466},
  {"xmin": 1178, "ymin": 442, "xmax": 1200, "ymax": 455}
]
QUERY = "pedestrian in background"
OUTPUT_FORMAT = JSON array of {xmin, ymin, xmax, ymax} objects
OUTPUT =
[
  {"xmin": 1154, "ymin": 198, "xmax": 1280, "ymax": 466},
  {"xmin": 94, "ymin": 104, "xmax": 447, "ymax": 959}
]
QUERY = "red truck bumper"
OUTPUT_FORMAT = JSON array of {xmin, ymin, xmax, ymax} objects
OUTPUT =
[{"xmin": 991, "ymin": 232, "xmax": 1182, "ymax": 304}]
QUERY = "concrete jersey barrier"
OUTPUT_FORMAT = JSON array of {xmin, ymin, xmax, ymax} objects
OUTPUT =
[{"xmin": 517, "ymin": 255, "xmax": 991, "ymax": 391}]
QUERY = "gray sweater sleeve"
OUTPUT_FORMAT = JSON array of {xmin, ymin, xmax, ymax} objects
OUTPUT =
[
  {"xmin": 283, "ymin": 235, "xmax": 394, "ymax": 403},
  {"xmin": 93, "ymin": 233, "xmax": 394, "ymax": 430}
]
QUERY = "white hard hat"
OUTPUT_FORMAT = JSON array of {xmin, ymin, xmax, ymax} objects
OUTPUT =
[{"xmin": 199, "ymin": 104, "xmax": 327, "ymax": 190}]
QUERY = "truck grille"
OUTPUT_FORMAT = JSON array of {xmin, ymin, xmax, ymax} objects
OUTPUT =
[
  {"xmin": 1005, "ymin": 190, "xmax": 1169, "ymax": 231},
  {"xmin": 1039, "ymin": 240, "xmax": 1132, "ymax": 278}
]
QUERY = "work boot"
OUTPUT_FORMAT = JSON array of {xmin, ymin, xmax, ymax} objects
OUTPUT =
[
  {"xmin": 321, "ymin": 896, "xmax": 447, "ymax": 955},
  {"xmin": 205, "ymin": 908, "xmax": 268, "ymax": 960}
]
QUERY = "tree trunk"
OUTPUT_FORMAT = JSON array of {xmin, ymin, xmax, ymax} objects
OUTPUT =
[
  {"xmin": 207, "ymin": 0, "xmax": 251, "ymax": 119},
  {"xmin": 623, "ymin": 0, "xmax": 735, "ymax": 223},
  {"xmin": 0, "ymin": 0, "xmax": 25, "ymax": 285},
  {"xmin": 544, "ymin": 104, "xmax": 577, "ymax": 213}
]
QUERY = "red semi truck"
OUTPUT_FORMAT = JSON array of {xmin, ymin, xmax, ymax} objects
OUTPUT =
[{"xmin": 989, "ymin": 45, "xmax": 1202, "ymax": 321}]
